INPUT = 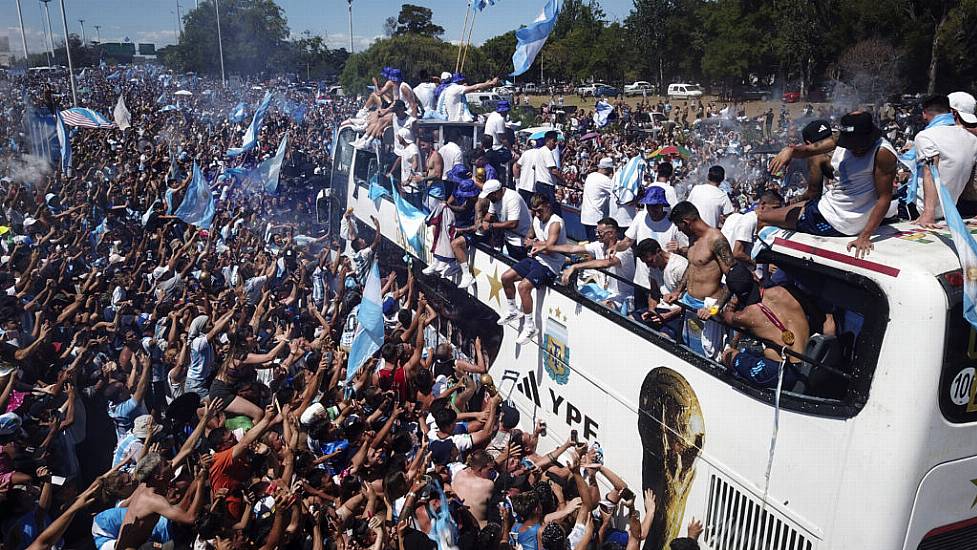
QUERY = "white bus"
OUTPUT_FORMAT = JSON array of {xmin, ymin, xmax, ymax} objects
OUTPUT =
[{"xmin": 329, "ymin": 120, "xmax": 977, "ymax": 550}]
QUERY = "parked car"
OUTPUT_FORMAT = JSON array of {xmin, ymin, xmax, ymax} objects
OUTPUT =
[
  {"xmin": 729, "ymin": 85, "xmax": 771, "ymax": 101},
  {"xmin": 595, "ymin": 85, "xmax": 620, "ymax": 97},
  {"xmin": 624, "ymin": 81, "xmax": 655, "ymax": 96},
  {"xmin": 466, "ymin": 92, "xmax": 503, "ymax": 107},
  {"xmin": 782, "ymin": 88, "xmax": 801, "ymax": 103},
  {"xmin": 577, "ymin": 82, "xmax": 613, "ymax": 97},
  {"xmin": 521, "ymin": 83, "xmax": 539, "ymax": 94},
  {"xmin": 666, "ymin": 83, "xmax": 704, "ymax": 99}
]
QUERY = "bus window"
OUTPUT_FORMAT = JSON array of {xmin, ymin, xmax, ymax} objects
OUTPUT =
[
  {"xmin": 353, "ymin": 149, "xmax": 380, "ymax": 188},
  {"xmin": 332, "ymin": 128, "xmax": 355, "ymax": 186},
  {"xmin": 938, "ymin": 300, "xmax": 977, "ymax": 423}
]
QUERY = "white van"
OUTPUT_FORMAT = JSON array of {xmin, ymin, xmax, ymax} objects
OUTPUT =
[
  {"xmin": 667, "ymin": 83, "xmax": 704, "ymax": 98},
  {"xmin": 465, "ymin": 92, "xmax": 502, "ymax": 107}
]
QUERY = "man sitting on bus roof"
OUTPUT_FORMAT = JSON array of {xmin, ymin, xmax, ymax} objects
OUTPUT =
[
  {"xmin": 499, "ymin": 193, "xmax": 568, "ymax": 345},
  {"xmin": 632, "ymin": 238, "xmax": 687, "ymax": 340},
  {"xmin": 719, "ymin": 263, "xmax": 835, "ymax": 389}
]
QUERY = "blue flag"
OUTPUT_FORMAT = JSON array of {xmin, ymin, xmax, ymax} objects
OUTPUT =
[
  {"xmin": 243, "ymin": 132, "xmax": 289, "ymax": 195},
  {"xmin": 174, "ymin": 163, "xmax": 216, "ymax": 229},
  {"xmin": 346, "ymin": 259, "xmax": 384, "ymax": 386},
  {"xmin": 510, "ymin": 0, "xmax": 560, "ymax": 77},
  {"xmin": 22, "ymin": 96, "xmax": 58, "ymax": 167},
  {"xmin": 930, "ymin": 164, "xmax": 977, "ymax": 330},
  {"xmin": 900, "ymin": 112, "xmax": 956, "ymax": 204},
  {"xmin": 475, "ymin": 0, "xmax": 499, "ymax": 10},
  {"xmin": 613, "ymin": 155, "xmax": 645, "ymax": 205},
  {"xmin": 391, "ymin": 184, "xmax": 427, "ymax": 257},
  {"xmin": 229, "ymin": 102, "xmax": 247, "ymax": 123},
  {"xmin": 227, "ymin": 92, "xmax": 273, "ymax": 158},
  {"xmin": 594, "ymin": 99, "xmax": 613, "ymax": 128},
  {"xmin": 55, "ymin": 111, "xmax": 71, "ymax": 175}
]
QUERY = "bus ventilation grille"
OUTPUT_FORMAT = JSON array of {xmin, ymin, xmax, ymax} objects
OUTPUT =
[
  {"xmin": 918, "ymin": 522, "xmax": 977, "ymax": 550},
  {"xmin": 704, "ymin": 474, "xmax": 815, "ymax": 550}
]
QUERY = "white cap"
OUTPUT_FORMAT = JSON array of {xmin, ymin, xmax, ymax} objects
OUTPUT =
[
  {"xmin": 300, "ymin": 402, "xmax": 327, "ymax": 426},
  {"xmin": 478, "ymin": 179, "xmax": 502, "ymax": 199},
  {"xmin": 949, "ymin": 91, "xmax": 977, "ymax": 124},
  {"xmin": 23, "ymin": 217, "xmax": 37, "ymax": 227},
  {"xmin": 440, "ymin": 72, "xmax": 452, "ymax": 81},
  {"xmin": 598, "ymin": 157, "xmax": 614, "ymax": 169},
  {"xmin": 397, "ymin": 127, "xmax": 414, "ymax": 143}
]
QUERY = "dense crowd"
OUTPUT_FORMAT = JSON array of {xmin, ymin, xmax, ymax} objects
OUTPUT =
[{"xmin": 0, "ymin": 65, "xmax": 709, "ymax": 550}]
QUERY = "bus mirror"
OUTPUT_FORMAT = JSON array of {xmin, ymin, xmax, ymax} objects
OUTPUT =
[{"xmin": 316, "ymin": 189, "xmax": 331, "ymax": 225}]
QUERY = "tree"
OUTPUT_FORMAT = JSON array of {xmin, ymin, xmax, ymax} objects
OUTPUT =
[
  {"xmin": 626, "ymin": 0, "xmax": 674, "ymax": 86},
  {"xmin": 27, "ymin": 35, "xmax": 100, "ymax": 68},
  {"xmin": 392, "ymin": 4, "xmax": 444, "ymax": 38},
  {"xmin": 832, "ymin": 38, "xmax": 902, "ymax": 107},
  {"xmin": 383, "ymin": 17, "xmax": 398, "ymax": 37},
  {"xmin": 340, "ymin": 34, "xmax": 466, "ymax": 95}
]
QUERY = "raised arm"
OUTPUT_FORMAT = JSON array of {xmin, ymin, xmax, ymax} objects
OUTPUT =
[{"xmin": 848, "ymin": 147, "xmax": 896, "ymax": 258}]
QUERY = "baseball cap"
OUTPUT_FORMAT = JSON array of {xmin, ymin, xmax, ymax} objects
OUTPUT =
[
  {"xmin": 639, "ymin": 185, "xmax": 669, "ymax": 207},
  {"xmin": 440, "ymin": 72, "xmax": 452, "ymax": 81},
  {"xmin": 496, "ymin": 100, "xmax": 511, "ymax": 112},
  {"xmin": 598, "ymin": 157, "xmax": 614, "ymax": 169},
  {"xmin": 836, "ymin": 111, "xmax": 880, "ymax": 151},
  {"xmin": 949, "ymin": 91, "xmax": 977, "ymax": 124},
  {"xmin": 500, "ymin": 403, "xmax": 520, "ymax": 429},
  {"xmin": 726, "ymin": 263, "xmax": 760, "ymax": 309},
  {"xmin": 801, "ymin": 119, "xmax": 833, "ymax": 144},
  {"xmin": 299, "ymin": 402, "xmax": 327, "ymax": 426},
  {"xmin": 392, "ymin": 99, "xmax": 407, "ymax": 111},
  {"xmin": 429, "ymin": 438, "xmax": 457, "ymax": 465},
  {"xmin": 397, "ymin": 127, "xmax": 414, "ymax": 143},
  {"xmin": 0, "ymin": 412, "xmax": 27, "ymax": 441},
  {"xmin": 478, "ymin": 179, "xmax": 502, "ymax": 199}
]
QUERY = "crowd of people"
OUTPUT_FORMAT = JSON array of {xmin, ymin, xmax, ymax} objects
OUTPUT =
[{"xmin": 0, "ymin": 64, "xmax": 714, "ymax": 550}]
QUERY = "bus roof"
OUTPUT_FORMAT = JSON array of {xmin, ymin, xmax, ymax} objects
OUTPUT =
[{"xmin": 759, "ymin": 220, "xmax": 964, "ymax": 279}]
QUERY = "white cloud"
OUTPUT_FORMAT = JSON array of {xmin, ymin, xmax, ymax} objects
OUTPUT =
[
  {"xmin": 319, "ymin": 32, "xmax": 379, "ymax": 51},
  {"xmin": 5, "ymin": 26, "xmax": 53, "ymax": 55}
]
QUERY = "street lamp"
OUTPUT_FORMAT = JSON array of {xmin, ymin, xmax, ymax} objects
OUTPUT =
[
  {"xmin": 58, "ymin": 0, "xmax": 77, "ymax": 105},
  {"xmin": 215, "ymin": 0, "xmax": 226, "ymax": 88},
  {"xmin": 78, "ymin": 19, "xmax": 86, "ymax": 45},
  {"xmin": 94, "ymin": 25, "xmax": 101, "ymax": 44},
  {"xmin": 347, "ymin": 0, "xmax": 353, "ymax": 53},
  {"xmin": 15, "ymin": 0, "xmax": 29, "ymax": 65},
  {"xmin": 40, "ymin": 0, "xmax": 56, "ymax": 62}
]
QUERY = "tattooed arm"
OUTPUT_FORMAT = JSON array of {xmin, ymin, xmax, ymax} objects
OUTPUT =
[{"xmin": 711, "ymin": 233, "xmax": 735, "ymax": 276}]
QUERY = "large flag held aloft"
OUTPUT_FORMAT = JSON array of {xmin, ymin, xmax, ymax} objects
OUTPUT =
[
  {"xmin": 243, "ymin": 132, "xmax": 289, "ymax": 195},
  {"xmin": 60, "ymin": 107, "xmax": 115, "ymax": 129},
  {"xmin": 345, "ymin": 259, "xmax": 384, "ymax": 386},
  {"xmin": 114, "ymin": 95, "xmax": 132, "ymax": 131},
  {"xmin": 55, "ymin": 111, "xmax": 71, "ymax": 175},
  {"xmin": 510, "ymin": 0, "xmax": 560, "ymax": 77},
  {"xmin": 227, "ymin": 92, "xmax": 273, "ymax": 158},
  {"xmin": 174, "ymin": 163, "xmax": 216, "ymax": 229}
]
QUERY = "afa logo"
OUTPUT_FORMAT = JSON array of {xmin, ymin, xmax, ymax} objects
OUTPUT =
[{"xmin": 541, "ymin": 317, "xmax": 570, "ymax": 385}]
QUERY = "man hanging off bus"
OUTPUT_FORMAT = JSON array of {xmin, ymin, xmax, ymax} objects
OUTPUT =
[{"xmin": 663, "ymin": 201, "xmax": 734, "ymax": 360}]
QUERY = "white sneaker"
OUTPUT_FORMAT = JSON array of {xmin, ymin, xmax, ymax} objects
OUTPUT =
[
  {"xmin": 458, "ymin": 271, "xmax": 476, "ymax": 288},
  {"xmin": 497, "ymin": 310, "xmax": 522, "ymax": 326},
  {"xmin": 440, "ymin": 263, "xmax": 461, "ymax": 278},
  {"xmin": 517, "ymin": 325, "xmax": 538, "ymax": 345},
  {"xmin": 422, "ymin": 260, "xmax": 443, "ymax": 276}
]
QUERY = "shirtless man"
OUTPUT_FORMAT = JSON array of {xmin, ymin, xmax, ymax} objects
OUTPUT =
[
  {"xmin": 451, "ymin": 450, "xmax": 496, "ymax": 527},
  {"xmin": 663, "ymin": 201, "xmax": 734, "ymax": 359},
  {"xmin": 115, "ymin": 453, "xmax": 206, "ymax": 550},
  {"xmin": 719, "ymin": 263, "xmax": 834, "ymax": 389}
]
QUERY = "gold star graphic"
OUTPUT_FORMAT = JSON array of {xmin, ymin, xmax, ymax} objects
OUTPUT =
[
  {"xmin": 487, "ymin": 265, "xmax": 504, "ymax": 306},
  {"xmin": 472, "ymin": 266, "xmax": 482, "ymax": 279},
  {"xmin": 971, "ymin": 479, "xmax": 977, "ymax": 508},
  {"xmin": 554, "ymin": 307, "xmax": 562, "ymax": 320}
]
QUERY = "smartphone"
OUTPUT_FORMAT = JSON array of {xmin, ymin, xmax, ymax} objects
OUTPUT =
[
  {"xmin": 571, "ymin": 429, "xmax": 578, "ymax": 444},
  {"xmin": 51, "ymin": 475, "xmax": 66, "ymax": 486}
]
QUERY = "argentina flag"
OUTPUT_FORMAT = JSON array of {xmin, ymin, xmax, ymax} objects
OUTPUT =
[
  {"xmin": 55, "ymin": 111, "xmax": 71, "ymax": 175},
  {"xmin": 391, "ymin": 183, "xmax": 427, "ymax": 257},
  {"xmin": 174, "ymin": 163, "xmax": 216, "ymax": 229},
  {"xmin": 345, "ymin": 259, "xmax": 384, "ymax": 386},
  {"xmin": 474, "ymin": 0, "xmax": 499, "ymax": 10},
  {"xmin": 930, "ymin": 164, "xmax": 977, "ymax": 329},
  {"xmin": 594, "ymin": 99, "xmax": 613, "ymax": 128},
  {"xmin": 227, "ymin": 92, "xmax": 273, "ymax": 158},
  {"xmin": 243, "ymin": 132, "xmax": 289, "ymax": 195},
  {"xmin": 229, "ymin": 102, "xmax": 247, "ymax": 123},
  {"xmin": 613, "ymin": 155, "xmax": 645, "ymax": 206},
  {"xmin": 510, "ymin": 0, "xmax": 561, "ymax": 77}
]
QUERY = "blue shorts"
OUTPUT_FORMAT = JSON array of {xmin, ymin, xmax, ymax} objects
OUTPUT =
[
  {"xmin": 732, "ymin": 350, "xmax": 797, "ymax": 388},
  {"xmin": 795, "ymin": 198, "xmax": 844, "ymax": 237},
  {"xmin": 512, "ymin": 257, "xmax": 557, "ymax": 288}
]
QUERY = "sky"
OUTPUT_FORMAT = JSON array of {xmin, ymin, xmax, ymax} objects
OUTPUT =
[{"xmin": 2, "ymin": 0, "xmax": 636, "ymax": 56}]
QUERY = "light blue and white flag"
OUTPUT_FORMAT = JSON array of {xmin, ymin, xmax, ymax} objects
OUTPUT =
[
  {"xmin": 227, "ymin": 92, "xmax": 273, "ymax": 158},
  {"xmin": 391, "ymin": 184, "xmax": 427, "ymax": 257},
  {"xmin": 243, "ymin": 132, "xmax": 289, "ymax": 195},
  {"xmin": 346, "ymin": 259, "xmax": 384, "ymax": 386},
  {"xmin": 55, "ymin": 111, "xmax": 71, "ymax": 175},
  {"xmin": 510, "ymin": 0, "xmax": 560, "ymax": 77},
  {"xmin": 613, "ymin": 155, "xmax": 645, "ymax": 205},
  {"xmin": 931, "ymin": 163, "xmax": 977, "ymax": 329},
  {"xmin": 114, "ymin": 95, "xmax": 131, "ymax": 131},
  {"xmin": 229, "ymin": 102, "xmax": 247, "ymax": 123},
  {"xmin": 900, "ymin": 112, "xmax": 956, "ymax": 203},
  {"xmin": 174, "ymin": 163, "xmax": 216, "ymax": 229},
  {"xmin": 60, "ymin": 107, "xmax": 115, "ymax": 128},
  {"xmin": 106, "ymin": 71, "xmax": 121, "ymax": 81},
  {"xmin": 594, "ymin": 99, "xmax": 613, "ymax": 128},
  {"xmin": 159, "ymin": 104, "xmax": 179, "ymax": 112},
  {"xmin": 475, "ymin": 0, "xmax": 499, "ymax": 10}
]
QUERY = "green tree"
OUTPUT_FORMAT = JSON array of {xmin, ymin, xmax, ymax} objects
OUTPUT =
[
  {"xmin": 626, "ymin": 0, "xmax": 674, "ymax": 86},
  {"xmin": 27, "ymin": 35, "xmax": 100, "ymax": 68},
  {"xmin": 392, "ymin": 4, "xmax": 445, "ymax": 38},
  {"xmin": 340, "ymin": 34, "xmax": 466, "ymax": 95}
]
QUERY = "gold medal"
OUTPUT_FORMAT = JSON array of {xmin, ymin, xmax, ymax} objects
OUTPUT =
[{"xmin": 782, "ymin": 330, "xmax": 795, "ymax": 346}]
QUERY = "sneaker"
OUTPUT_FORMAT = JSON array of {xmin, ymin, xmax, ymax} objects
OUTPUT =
[
  {"xmin": 517, "ymin": 325, "xmax": 538, "ymax": 345},
  {"xmin": 440, "ymin": 263, "xmax": 461, "ymax": 278},
  {"xmin": 458, "ymin": 271, "xmax": 476, "ymax": 288},
  {"xmin": 422, "ymin": 260, "xmax": 443, "ymax": 276},
  {"xmin": 497, "ymin": 310, "xmax": 522, "ymax": 326}
]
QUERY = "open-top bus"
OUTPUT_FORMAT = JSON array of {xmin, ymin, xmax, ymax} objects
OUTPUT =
[{"xmin": 328, "ymin": 119, "xmax": 977, "ymax": 550}]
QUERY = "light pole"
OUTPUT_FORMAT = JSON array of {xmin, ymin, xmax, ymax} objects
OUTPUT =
[
  {"xmin": 215, "ymin": 0, "xmax": 226, "ymax": 88},
  {"xmin": 40, "ymin": 0, "xmax": 56, "ymax": 63},
  {"xmin": 94, "ymin": 24, "xmax": 101, "ymax": 44},
  {"xmin": 78, "ymin": 19, "xmax": 86, "ymax": 45},
  {"xmin": 15, "ymin": 0, "xmax": 29, "ymax": 65},
  {"xmin": 58, "ymin": 0, "xmax": 77, "ymax": 105},
  {"xmin": 175, "ymin": 0, "xmax": 183, "ymax": 35},
  {"xmin": 346, "ymin": 0, "xmax": 353, "ymax": 53}
]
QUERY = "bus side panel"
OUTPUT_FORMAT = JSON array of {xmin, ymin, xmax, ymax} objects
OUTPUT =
[{"xmin": 904, "ymin": 455, "xmax": 977, "ymax": 549}]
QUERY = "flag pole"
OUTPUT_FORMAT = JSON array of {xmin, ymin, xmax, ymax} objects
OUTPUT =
[
  {"xmin": 455, "ymin": 0, "xmax": 472, "ymax": 74},
  {"xmin": 460, "ymin": 5, "xmax": 478, "ymax": 74}
]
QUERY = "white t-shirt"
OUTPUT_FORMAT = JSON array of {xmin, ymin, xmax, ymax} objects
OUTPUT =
[
  {"xmin": 413, "ymin": 82, "xmax": 437, "ymax": 113},
  {"xmin": 584, "ymin": 241, "xmax": 635, "ymax": 299},
  {"xmin": 489, "ymin": 188, "xmax": 531, "ymax": 246},
  {"xmin": 516, "ymin": 148, "xmax": 538, "ymax": 192},
  {"xmin": 532, "ymin": 214, "xmax": 567, "ymax": 274},
  {"xmin": 399, "ymin": 143, "xmax": 421, "ymax": 191},
  {"xmin": 391, "ymin": 115, "xmax": 416, "ymax": 156},
  {"xmin": 914, "ymin": 125, "xmax": 977, "ymax": 219},
  {"xmin": 427, "ymin": 430, "xmax": 474, "ymax": 452},
  {"xmin": 721, "ymin": 211, "xmax": 757, "ymax": 251},
  {"xmin": 655, "ymin": 253, "xmax": 689, "ymax": 297},
  {"xmin": 687, "ymin": 184, "xmax": 734, "ymax": 228},
  {"xmin": 580, "ymin": 171, "xmax": 615, "ymax": 226},
  {"xmin": 439, "ymin": 142, "xmax": 464, "ymax": 173},
  {"xmin": 626, "ymin": 210, "xmax": 688, "ymax": 289},
  {"xmin": 821, "ymin": 140, "xmax": 899, "ymax": 236},
  {"xmin": 485, "ymin": 112, "xmax": 507, "ymax": 150},
  {"xmin": 442, "ymin": 84, "xmax": 472, "ymax": 122},
  {"xmin": 534, "ymin": 147, "xmax": 558, "ymax": 186}
]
